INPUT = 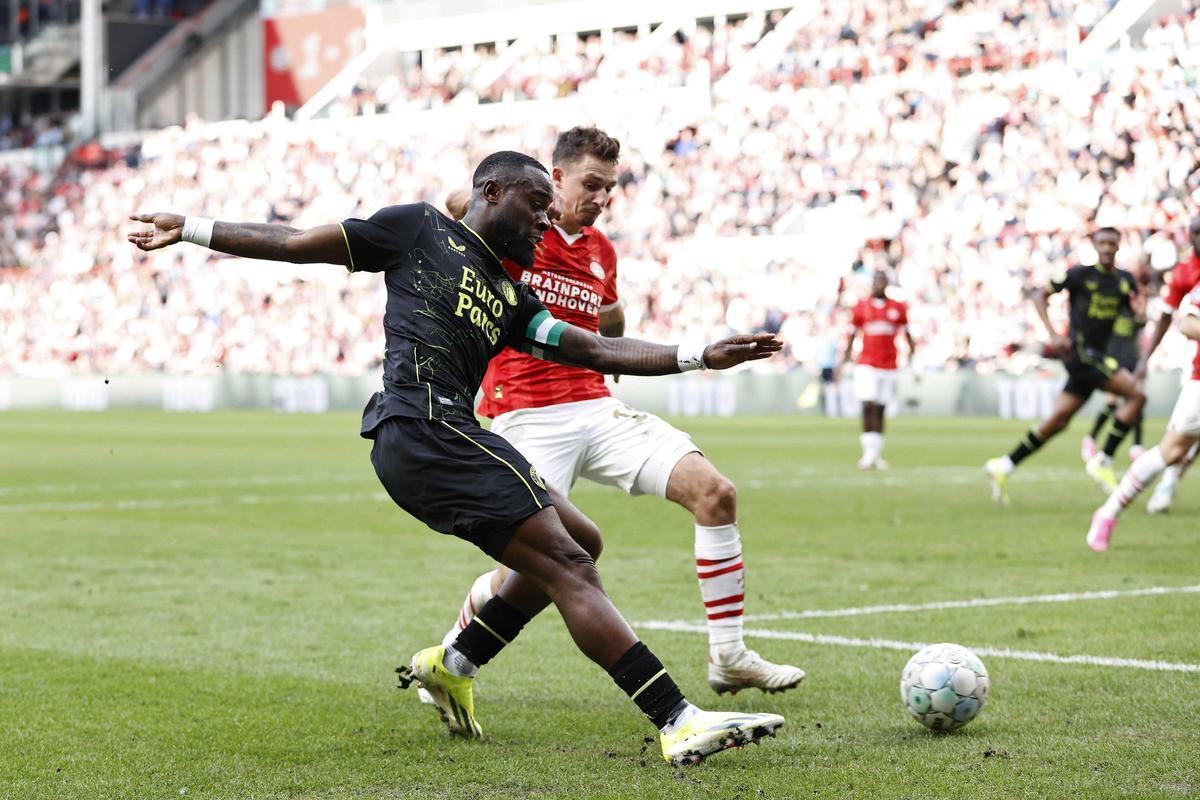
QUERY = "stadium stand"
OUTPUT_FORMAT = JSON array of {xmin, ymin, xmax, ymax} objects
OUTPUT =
[{"xmin": 2, "ymin": 0, "xmax": 1199, "ymax": 379}]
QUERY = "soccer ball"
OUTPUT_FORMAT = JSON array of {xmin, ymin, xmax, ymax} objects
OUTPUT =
[{"xmin": 900, "ymin": 643, "xmax": 989, "ymax": 731}]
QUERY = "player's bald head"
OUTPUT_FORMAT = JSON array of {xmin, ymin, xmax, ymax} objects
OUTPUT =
[{"xmin": 472, "ymin": 151, "xmax": 550, "ymax": 191}]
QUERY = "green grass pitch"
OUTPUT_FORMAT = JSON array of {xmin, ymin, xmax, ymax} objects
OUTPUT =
[{"xmin": 1, "ymin": 411, "xmax": 1197, "ymax": 799}]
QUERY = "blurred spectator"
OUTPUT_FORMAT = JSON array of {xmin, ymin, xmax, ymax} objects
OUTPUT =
[{"xmin": 2, "ymin": 1, "xmax": 1200, "ymax": 377}]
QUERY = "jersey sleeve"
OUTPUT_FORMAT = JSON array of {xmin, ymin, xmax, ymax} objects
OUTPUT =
[
  {"xmin": 506, "ymin": 284, "xmax": 570, "ymax": 361},
  {"xmin": 339, "ymin": 203, "xmax": 426, "ymax": 273},
  {"xmin": 897, "ymin": 302, "xmax": 909, "ymax": 325},
  {"xmin": 851, "ymin": 302, "xmax": 864, "ymax": 329},
  {"xmin": 1046, "ymin": 266, "xmax": 1080, "ymax": 294}
]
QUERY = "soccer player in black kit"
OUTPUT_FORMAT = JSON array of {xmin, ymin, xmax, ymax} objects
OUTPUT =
[
  {"xmin": 985, "ymin": 228, "xmax": 1147, "ymax": 503},
  {"xmin": 128, "ymin": 151, "xmax": 784, "ymax": 765}
]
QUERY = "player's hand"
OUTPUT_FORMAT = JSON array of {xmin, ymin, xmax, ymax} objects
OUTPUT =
[
  {"xmin": 127, "ymin": 212, "xmax": 184, "ymax": 251},
  {"xmin": 1046, "ymin": 334, "xmax": 1071, "ymax": 359},
  {"xmin": 703, "ymin": 333, "xmax": 784, "ymax": 370}
]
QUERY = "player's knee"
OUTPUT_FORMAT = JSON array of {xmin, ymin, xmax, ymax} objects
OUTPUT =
[
  {"xmin": 695, "ymin": 474, "xmax": 737, "ymax": 521},
  {"xmin": 546, "ymin": 539, "xmax": 601, "ymax": 587}
]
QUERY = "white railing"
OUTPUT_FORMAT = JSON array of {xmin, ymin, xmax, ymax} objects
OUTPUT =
[{"xmin": 1074, "ymin": 0, "xmax": 1184, "ymax": 60}]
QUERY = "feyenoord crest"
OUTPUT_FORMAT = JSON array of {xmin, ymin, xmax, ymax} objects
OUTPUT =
[
  {"xmin": 589, "ymin": 260, "xmax": 605, "ymax": 280},
  {"xmin": 529, "ymin": 465, "xmax": 546, "ymax": 489},
  {"xmin": 500, "ymin": 280, "xmax": 518, "ymax": 306}
]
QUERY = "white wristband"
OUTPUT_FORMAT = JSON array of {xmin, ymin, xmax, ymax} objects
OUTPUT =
[
  {"xmin": 677, "ymin": 343, "xmax": 709, "ymax": 372},
  {"xmin": 181, "ymin": 216, "xmax": 215, "ymax": 248}
]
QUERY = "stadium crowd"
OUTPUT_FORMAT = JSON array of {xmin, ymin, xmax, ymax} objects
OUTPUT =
[{"xmin": 2, "ymin": 0, "xmax": 1200, "ymax": 378}]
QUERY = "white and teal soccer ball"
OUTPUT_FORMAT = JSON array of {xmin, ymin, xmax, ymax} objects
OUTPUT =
[{"xmin": 900, "ymin": 643, "xmax": 989, "ymax": 731}]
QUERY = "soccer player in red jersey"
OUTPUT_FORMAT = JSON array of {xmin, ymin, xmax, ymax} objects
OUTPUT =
[
  {"xmin": 1087, "ymin": 283, "xmax": 1200, "ymax": 550},
  {"xmin": 436, "ymin": 126, "xmax": 805, "ymax": 695},
  {"xmin": 1130, "ymin": 215, "xmax": 1200, "ymax": 513},
  {"xmin": 843, "ymin": 269, "xmax": 915, "ymax": 469}
]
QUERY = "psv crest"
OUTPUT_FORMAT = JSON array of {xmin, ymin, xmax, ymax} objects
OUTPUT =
[
  {"xmin": 887, "ymin": 308, "xmax": 899, "ymax": 321},
  {"xmin": 589, "ymin": 260, "xmax": 605, "ymax": 280},
  {"xmin": 500, "ymin": 280, "xmax": 518, "ymax": 306}
]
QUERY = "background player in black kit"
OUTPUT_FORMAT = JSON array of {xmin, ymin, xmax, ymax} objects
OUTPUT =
[
  {"xmin": 127, "ymin": 150, "xmax": 785, "ymax": 766},
  {"xmin": 1082, "ymin": 266, "xmax": 1149, "ymax": 464},
  {"xmin": 985, "ymin": 228, "xmax": 1147, "ymax": 503}
]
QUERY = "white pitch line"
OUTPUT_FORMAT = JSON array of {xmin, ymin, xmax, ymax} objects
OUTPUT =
[
  {"xmin": 741, "ymin": 584, "xmax": 1200, "ymax": 622},
  {"xmin": 638, "ymin": 620, "xmax": 1200, "ymax": 673},
  {"xmin": 0, "ymin": 491, "xmax": 389, "ymax": 514}
]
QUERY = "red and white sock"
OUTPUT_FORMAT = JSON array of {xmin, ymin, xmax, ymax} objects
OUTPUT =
[
  {"xmin": 441, "ymin": 569, "xmax": 498, "ymax": 648},
  {"xmin": 695, "ymin": 523, "xmax": 745, "ymax": 663},
  {"xmin": 1100, "ymin": 446, "xmax": 1166, "ymax": 519}
]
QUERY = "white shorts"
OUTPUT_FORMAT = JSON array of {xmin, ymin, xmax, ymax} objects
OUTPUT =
[
  {"xmin": 1168, "ymin": 380, "xmax": 1200, "ymax": 438},
  {"xmin": 853, "ymin": 365, "xmax": 898, "ymax": 405},
  {"xmin": 489, "ymin": 396, "xmax": 701, "ymax": 498}
]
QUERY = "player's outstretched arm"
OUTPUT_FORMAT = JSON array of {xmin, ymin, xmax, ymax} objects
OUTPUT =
[
  {"xmin": 550, "ymin": 325, "xmax": 782, "ymax": 376},
  {"xmin": 1031, "ymin": 287, "xmax": 1068, "ymax": 353},
  {"xmin": 127, "ymin": 212, "xmax": 351, "ymax": 267}
]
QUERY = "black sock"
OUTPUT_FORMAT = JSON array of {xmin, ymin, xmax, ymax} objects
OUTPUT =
[
  {"xmin": 1008, "ymin": 427, "xmax": 1046, "ymax": 466},
  {"xmin": 450, "ymin": 596, "xmax": 529, "ymax": 669},
  {"xmin": 1103, "ymin": 418, "xmax": 1132, "ymax": 458},
  {"xmin": 608, "ymin": 642, "xmax": 688, "ymax": 730},
  {"xmin": 1133, "ymin": 412, "xmax": 1144, "ymax": 447},
  {"xmin": 1091, "ymin": 404, "xmax": 1115, "ymax": 439}
]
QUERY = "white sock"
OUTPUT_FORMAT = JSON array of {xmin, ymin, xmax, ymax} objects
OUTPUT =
[
  {"xmin": 694, "ymin": 523, "xmax": 744, "ymax": 662},
  {"xmin": 659, "ymin": 702, "xmax": 700, "ymax": 736},
  {"xmin": 1101, "ymin": 446, "xmax": 1167, "ymax": 519},
  {"xmin": 859, "ymin": 432, "xmax": 872, "ymax": 459},
  {"xmin": 1158, "ymin": 463, "xmax": 1182, "ymax": 492},
  {"xmin": 442, "ymin": 643, "xmax": 479, "ymax": 677},
  {"xmin": 869, "ymin": 431, "xmax": 884, "ymax": 459},
  {"xmin": 441, "ymin": 569, "xmax": 498, "ymax": 648}
]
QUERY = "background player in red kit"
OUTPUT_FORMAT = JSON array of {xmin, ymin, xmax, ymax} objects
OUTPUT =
[
  {"xmin": 438, "ymin": 126, "xmax": 806, "ymax": 696},
  {"xmin": 1132, "ymin": 214, "xmax": 1200, "ymax": 513},
  {"xmin": 844, "ymin": 269, "xmax": 915, "ymax": 469}
]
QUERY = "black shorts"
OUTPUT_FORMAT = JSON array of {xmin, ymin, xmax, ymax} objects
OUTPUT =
[
  {"xmin": 1106, "ymin": 340, "xmax": 1139, "ymax": 373},
  {"xmin": 369, "ymin": 416, "xmax": 553, "ymax": 561},
  {"xmin": 1063, "ymin": 349, "xmax": 1119, "ymax": 400}
]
